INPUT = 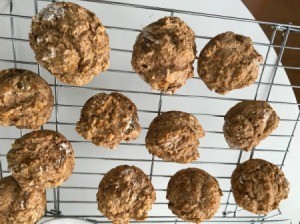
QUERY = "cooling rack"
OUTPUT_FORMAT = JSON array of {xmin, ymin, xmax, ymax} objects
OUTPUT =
[{"xmin": 0, "ymin": 0, "xmax": 300, "ymax": 223}]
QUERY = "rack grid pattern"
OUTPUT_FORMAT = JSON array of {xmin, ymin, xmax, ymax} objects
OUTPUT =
[{"xmin": 0, "ymin": 0, "xmax": 299, "ymax": 223}]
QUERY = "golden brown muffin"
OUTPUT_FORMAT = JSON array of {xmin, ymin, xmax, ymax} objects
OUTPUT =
[
  {"xmin": 198, "ymin": 32, "xmax": 263, "ymax": 94},
  {"xmin": 231, "ymin": 159, "xmax": 289, "ymax": 214},
  {"xmin": 97, "ymin": 165, "xmax": 156, "ymax": 224},
  {"xmin": 76, "ymin": 92, "xmax": 141, "ymax": 149},
  {"xmin": 7, "ymin": 130, "xmax": 75, "ymax": 191},
  {"xmin": 146, "ymin": 111, "xmax": 204, "ymax": 164},
  {"xmin": 29, "ymin": 2, "xmax": 110, "ymax": 86},
  {"xmin": 0, "ymin": 176, "xmax": 46, "ymax": 224},
  {"xmin": 223, "ymin": 100, "xmax": 279, "ymax": 151},
  {"xmin": 0, "ymin": 68, "xmax": 53, "ymax": 129},
  {"xmin": 167, "ymin": 168, "xmax": 222, "ymax": 223},
  {"xmin": 131, "ymin": 17, "xmax": 196, "ymax": 94}
]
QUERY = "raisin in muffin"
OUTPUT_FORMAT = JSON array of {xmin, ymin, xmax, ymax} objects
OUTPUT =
[
  {"xmin": 132, "ymin": 17, "xmax": 196, "ymax": 94},
  {"xmin": 29, "ymin": 2, "xmax": 110, "ymax": 85},
  {"xmin": 198, "ymin": 32, "xmax": 263, "ymax": 94}
]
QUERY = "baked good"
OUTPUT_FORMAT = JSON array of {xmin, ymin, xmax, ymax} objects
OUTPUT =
[
  {"xmin": 131, "ymin": 17, "xmax": 196, "ymax": 94},
  {"xmin": 0, "ymin": 68, "xmax": 53, "ymax": 129},
  {"xmin": 76, "ymin": 92, "xmax": 141, "ymax": 149},
  {"xmin": 223, "ymin": 100, "xmax": 279, "ymax": 151},
  {"xmin": 146, "ymin": 111, "xmax": 204, "ymax": 164},
  {"xmin": 231, "ymin": 159, "xmax": 289, "ymax": 214},
  {"xmin": 97, "ymin": 165, "xmax": 156, "ymax": 223},
  {"xmin": 0, "ymin": 176, "xmax": 46, "ymax": 224},
  {"xmin": 29, "ymin": 2, "xmax": 110, "ymax": 86},
  {"xmin": 198, "ymin": 31, "xmax": 263, "ymax": 94},
  {"xmin": 167, "ymin": 168, "xmax": 222, "ymax": 222},
  {"xmin": 6, "ymin": 130, "xmax": 75, "ymax": 191}
]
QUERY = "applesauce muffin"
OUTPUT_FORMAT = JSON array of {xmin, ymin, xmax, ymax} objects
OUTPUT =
[
  {"xmin": 0, "ymin": 176, "xmax": 46, "ymax": 224},
  {"xmin": 76, "ymin": 92, "xmax": 141, "ymax": 149},
  {"xmin": 231, "ymin": 159, "xmax": 289, "ymax": 214},
  {"xmin": 7, "ymin": 130, "xmax": 75, "ymax": 191},
  {"xmin": 0, "ymin": 68, "xmax": 53, "ymax": 129},
  {"xmin": 97, "ymin": 165, "xmax": 156, "ymax": 224},
  {"xmin": 29, "ymin": 2, "xmax": 110, "ymax": 86},
  {"xmin": 132, "ymin": 17, "xmax": 196, "ymax": 94},
  {"xmin": 198, "ymin": 32, "xmax": 263, "ymax": 94},
  {"xmin": 223, "ymin": 100, "xmax": 279, "ymax": 151},
  {"xmin": 146, "ymin": 111, "xmax": 204, "ymax": 164},
  {"xmin": 167, "ymin": 168, "xmax": 222, "ymax": 222}
]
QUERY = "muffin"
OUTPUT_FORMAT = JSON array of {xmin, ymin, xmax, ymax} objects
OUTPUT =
[
  {"xmin": 198, "ymin": 32, "xmax": 263, "ymax": 94},
  {"xmin": 223, "ymin": 100, "xmax": 279, "ymax": 151},
  {"xmin": 0, "ymin": 176, "xmax": 46, "ymax": 224},
  {"xmin": 76, "ymin": 92, "xmax": 141, "ymax": 149},
  {"xmin": 167, "ymin": 168, "xmax": 222, "ymax": 222},
  {"xmin": 97, "ymin": 165, "xmax": 156, "ymax": 223},
  {"xmin": 0, "ymin": 68, "xmax": 53, "ymax": 129},
  {"xmin": 231, "ymin": 159, "xmax": 289, "ymax": 214},
  {"xmin": 7, "ymin": 130, "xmax": 75, "ymax": 191},
  {"xmin": 29, "ymin": 2, "xmax": 110, "ymax": 86},
  {"xmin": 146, "ymin": 111, "xmax": 204, "ymax": 164},
  {"xmin": 132, "ymin": 17, "xmax": 196, "ymax": 94}
]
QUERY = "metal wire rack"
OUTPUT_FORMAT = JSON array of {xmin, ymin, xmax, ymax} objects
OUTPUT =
[{"xmin": 0, "ymin": 0, "xmax": 300, "ymax": 223}]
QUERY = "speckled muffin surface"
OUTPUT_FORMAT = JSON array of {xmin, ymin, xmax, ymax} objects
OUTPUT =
[
  {"xmin": 146, "ymin": 111, "xmax": 204, "ymax": 164},
  {"xmin": 132, "ymin": 17, "xmax": 196, "ymax": 94},
  {"xmin": 0, "ymin": 68, "xmax": 53, "ymax": 129},
  {"xmin": 223, "ymin": 100, "xmax": 279, "ymax": 151},
  {"xmin": 97, "ymin": 165, "xmax": 156, "ymax": 224},
  {"xmin": 7, "ymin": 130, "xmax": 75, "ymax": 191},
  {"xmin": 167, "ymin": 168, "xmax": 222, "ymax": 223},
  {"xmin": 198, "ymin": 32, "xmax": 263, "ymax": 94},
  {"xmin": 29, "ymin": 2, "xmax": 110, "ymax": 86},
  {"xmin": 76, "ymin": 92, "xmax": 141, "ymax": 149},
  {"xmin": 231, "ymin": 159, "xmax": 289, "ymax": 214},
  {"xmin": 0, "ymin": 176, "xmax": 46, "ymax": 224}
]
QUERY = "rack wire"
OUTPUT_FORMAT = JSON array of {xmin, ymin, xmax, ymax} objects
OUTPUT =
[{"xmin": 0, "ymin": 0, "xmax": 300, "ymax": 223}]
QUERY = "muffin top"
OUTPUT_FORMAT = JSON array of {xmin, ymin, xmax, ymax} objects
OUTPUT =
[
  {"xmin": 0, "ymin": 68, "xmax": 53, "ymax": 129},
  {"xmin": 76, "ymin": 92, "xmax": 141, "ymax": 149},
  {"xmin": 231, "ymin": 159, "xmax": 289, "ymax": 214},
  {"xmin": 146, "ymin": 111, "xmax": 204, "ymax": 163},
  {"xmin": 29, "ymin": 2, "xmax": 110, "ymax": 86},
  {"xmin": 167, "ymin": 168, "xmax": 222, "ymax": 222},
  {"xmin": 97, "ymin": 165, "xmax": 156, "ymax": 223},
  {"xmin": 7, "ymin": 130, "xmax": 75, "ymax": 191},
  {"xmin": 198, "ymin": 31, "xmax": 263, "ymax": 94},
  {"xmin": 0, "ymin": 176, "xmax": 46, "ymax": 224},
  {"xmin": 224, "ymin": 100, "xmax": 279, "ymax": 151},
  {"xmin": 132, "ymin": 17, "xmax": 196, "ymax": 93}
]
